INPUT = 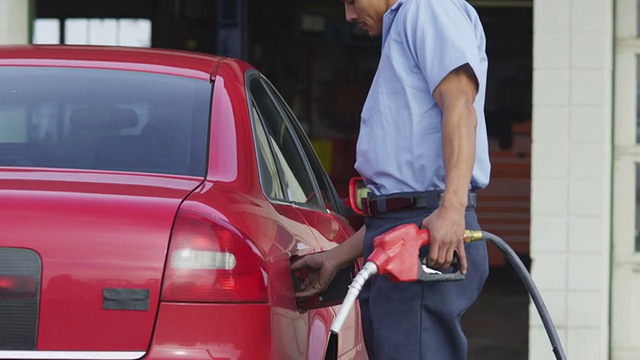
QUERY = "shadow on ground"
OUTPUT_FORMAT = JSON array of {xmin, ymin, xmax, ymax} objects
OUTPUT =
[{"xmin": 464, "ymin": 264, "xmax": 530, "ymax": 360}]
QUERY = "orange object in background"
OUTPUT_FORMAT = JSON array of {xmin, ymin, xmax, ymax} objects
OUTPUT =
[{"xmin": 477, "ymin": 123, "xmax": 531, "ymax": 267}]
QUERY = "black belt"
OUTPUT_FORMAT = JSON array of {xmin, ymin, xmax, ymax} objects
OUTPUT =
[{"xmin": 361, "ymin": 191, "xmax": 476, "ymax": 217}]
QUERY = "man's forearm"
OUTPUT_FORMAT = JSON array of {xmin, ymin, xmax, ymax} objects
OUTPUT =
[
  {"xmin": 328, "ymin": 226, "xmax": 366, "ymax": 268},
  {"xmin": 441, "ymin": 102, "xmax": 476, "ymax": 210},
  {"xmin": 434, "ymin": 65, "xmax": 479, "ymax": 210}
]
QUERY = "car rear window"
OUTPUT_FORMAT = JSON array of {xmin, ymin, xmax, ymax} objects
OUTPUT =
[{"xmin": 0, "ymin": 67, "xmax": 211, "ymax": 176}]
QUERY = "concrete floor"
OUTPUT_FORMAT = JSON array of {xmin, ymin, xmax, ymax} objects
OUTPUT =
[{"xmin": 463, "ymin": 265, "xmax": 530, "ymax": 360}]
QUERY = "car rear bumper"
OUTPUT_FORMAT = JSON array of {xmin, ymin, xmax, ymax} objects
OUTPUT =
[
  {"xmin": 145, "ymin": 302, "xmax": 272, "ymax": 359},
  {"xmin": 0, "ymin": 303, "xmax": 272, "ymax": 360}
]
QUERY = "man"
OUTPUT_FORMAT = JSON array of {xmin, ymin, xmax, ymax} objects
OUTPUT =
[{"xmin": 292, "ymin": 0, "xmax": 490, "ymax": 358}]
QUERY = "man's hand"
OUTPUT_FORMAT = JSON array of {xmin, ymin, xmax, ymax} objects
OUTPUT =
[
  {"xmin": 421, "ymin": 205, "xmax": 468, "ymax": 274},
  {"xmin": 291, "ymin": 251, "xmax": 342, "ymax": 298},
  {"xmin": 291, "ymin": 226, "xmax": 366, "ymax": 298}
]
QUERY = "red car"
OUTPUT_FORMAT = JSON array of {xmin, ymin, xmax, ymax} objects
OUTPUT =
[{"xmin": 0, "ymin": 46, "xmax": 367, "ymax": 360}]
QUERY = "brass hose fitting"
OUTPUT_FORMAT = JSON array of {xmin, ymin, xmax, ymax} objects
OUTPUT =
[{"xmin": 464, "ymin": 230, "xmax": 484, "ymax": 243}]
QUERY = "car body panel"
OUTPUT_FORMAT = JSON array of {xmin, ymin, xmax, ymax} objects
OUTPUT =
[
  {"xmin": 0, "ymin": 169, "xmax": 202, "ymax": 350},
  {"xmin": 205, "ymin": 59, "xmax": 364, "ymax": 358},
  {"xmin": 0, "ymin": 45, "xmax": 366, "ymax": 359},
  {"xmin": 181, "ymin": 183, "xmax": 325, "ymax": 359}
]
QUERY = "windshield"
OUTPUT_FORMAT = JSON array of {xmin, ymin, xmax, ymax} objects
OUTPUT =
[{"xmin": 0, "ymin": 67, "xmax": 211, "ymax": 176}]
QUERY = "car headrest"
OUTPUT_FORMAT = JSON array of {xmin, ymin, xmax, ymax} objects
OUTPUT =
[{"xmin": 70, "ymin": 107, "xmax": 139, "ymax": 129}]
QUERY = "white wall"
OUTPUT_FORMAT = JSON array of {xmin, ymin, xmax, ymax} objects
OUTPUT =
[
  {"xmin": 531, "ymin": 0, "xmax": 613, "ymax": 359},
  {"xmin": 0, "ymin": 0, "xmax": 29, "ymax": 44}
]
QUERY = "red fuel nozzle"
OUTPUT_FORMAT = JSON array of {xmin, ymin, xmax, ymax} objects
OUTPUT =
[
  {"xmin": 368, "ymin": 224, "xmax": 484, "ymax": 283},
  {"xmin": 367, "ymin": 223, "xmax": 431, "ymax": 283}
]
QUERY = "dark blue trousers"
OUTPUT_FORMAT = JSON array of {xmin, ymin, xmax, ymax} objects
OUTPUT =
[{"xmin": 359, "ymin": 207, "xmax": 488, "ymax": 360}]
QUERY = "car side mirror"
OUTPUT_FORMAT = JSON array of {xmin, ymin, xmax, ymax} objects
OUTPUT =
[{"xmin": 348, "ymin": 177, "xmax": 368, "ymax": 215}]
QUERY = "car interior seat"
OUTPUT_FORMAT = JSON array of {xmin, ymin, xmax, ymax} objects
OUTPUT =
[
  {"xmin": 93, "ymin": 110, "xmax": 184, "ymax": 174},
  {"xmin": 57, "ymin": 106, "xmax": 138, "ymax": 170}
]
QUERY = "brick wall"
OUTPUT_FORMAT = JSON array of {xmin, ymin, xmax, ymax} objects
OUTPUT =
[{"xmin": 531, "ymin": 0, "xmax": 613, "ymax": 359}]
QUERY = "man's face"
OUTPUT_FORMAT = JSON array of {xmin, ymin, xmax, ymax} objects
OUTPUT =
[{"xmin": 343, "ymin": 0, "xmax": 390, "ymax": 37}]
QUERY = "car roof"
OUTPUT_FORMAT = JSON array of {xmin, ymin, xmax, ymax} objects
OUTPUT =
[{"xmin": 0, "ymin": 45, "xmax": 244, "ymax": 80}]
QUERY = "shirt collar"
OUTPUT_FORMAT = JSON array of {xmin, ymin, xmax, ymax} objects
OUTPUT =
[
  {"xmin": 383, "ymin": 0, "xmax": 405, "ymax": 44},
  {"xmin": 388, "ymin": 0, "xmax": 404, "ymax": 13}
]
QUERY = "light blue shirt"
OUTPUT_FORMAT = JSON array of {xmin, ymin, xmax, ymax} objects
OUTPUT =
[{"xmin": 355, "ymin": 0, "xmax": 491, "ymax": 195}]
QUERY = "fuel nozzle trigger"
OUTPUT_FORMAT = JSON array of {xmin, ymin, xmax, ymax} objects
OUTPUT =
[{"xmin": 417, "ymin": 253, "xmax": 466, "ymax": 282}]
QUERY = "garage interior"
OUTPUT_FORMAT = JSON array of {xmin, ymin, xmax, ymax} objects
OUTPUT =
[{"xmin": 33, "ymin": 0, "xmax": 533, "ymax": 358}]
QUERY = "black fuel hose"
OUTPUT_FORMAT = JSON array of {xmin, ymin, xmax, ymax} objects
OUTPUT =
[{"xmin": 481, "ymin": 231, "xmax": 567, "ymax": 360}]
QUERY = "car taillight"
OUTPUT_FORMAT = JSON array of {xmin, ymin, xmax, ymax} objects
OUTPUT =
[{"xmin": 161, "ymin": 206, "xmax": 268, "ymax": 303}]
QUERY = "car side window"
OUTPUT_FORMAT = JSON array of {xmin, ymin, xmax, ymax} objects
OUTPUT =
[
  {"xmin": 250, "ymin": 100, "xmax": 285, "ymax": 199},
  {"xmin": 249, "ymin": 77, "xmax": 321, "ymax": 208},
  {"xmin": 263, "ymin": 80, "xmax": 342, "ymax": 213}
]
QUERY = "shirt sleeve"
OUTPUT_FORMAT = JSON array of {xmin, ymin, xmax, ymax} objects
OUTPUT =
[{"xmin": 404, "ymin": 0, "xmax": 482, "ymax": 95}]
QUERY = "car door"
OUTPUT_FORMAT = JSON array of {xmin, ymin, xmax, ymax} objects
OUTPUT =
[
  {"xmin": 247, "ymin": 73, "xmax": 366, "ymax": 360},
  {"xmin": 264, "ymin": 77, "xmax": 367, "ymax": 360}
]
